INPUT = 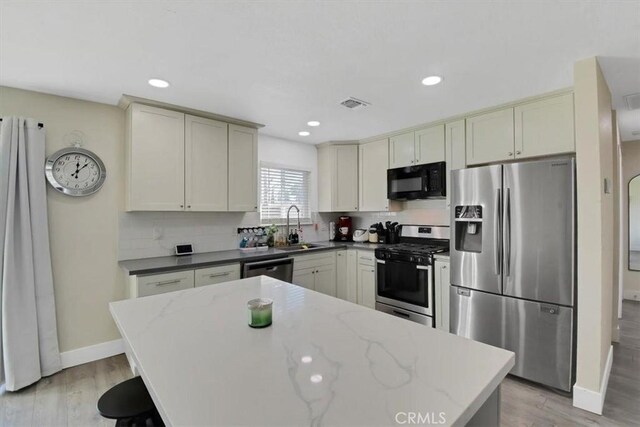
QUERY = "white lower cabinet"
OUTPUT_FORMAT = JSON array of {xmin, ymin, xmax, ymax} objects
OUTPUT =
[
  {"xmin": 292, "ymin": 267, "xmax": 316, "ymax": 290},
  {"xmin": 131, "ymin": 270, "xmax": 195, "ymax": 298},
  {"xmin": 129, "ymin": 263, "xmax": 241, "ymax": 298},
  {"xmin": 356, "ymin": 250, "xmax": 376, "ymax": 309},
  {"xmin": 346, "ymin": 250, "xmax": 358, "ymax": 303},
  {"xmin": 336, "ymin": 250, "xmax": 347, "ymax": 299},
  {"xmin": 292, "ymin": 252, "xmax": 336, "ymax": 297},
  {"xmin": 195, "ymin": 264, "xmax": 241, "ymax": 287},
  {"xmin": 434, "ymin": 259, "xmax": 450, "ymax": 332}
]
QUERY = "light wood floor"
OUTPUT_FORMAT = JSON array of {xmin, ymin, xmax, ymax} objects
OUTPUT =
[{"xmin": 1, "ymin": 301, "xmax": 639, "ymax": 426}]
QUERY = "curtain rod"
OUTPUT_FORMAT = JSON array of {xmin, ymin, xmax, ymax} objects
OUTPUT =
[{"xmin": 0, "ymin": 118, "xmax": 44, "ymax": 128}]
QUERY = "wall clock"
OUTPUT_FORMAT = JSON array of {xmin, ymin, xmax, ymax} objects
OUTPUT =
[{"xmin": 45, "ymin": 147, "xmax": 106, "ymax": 196}]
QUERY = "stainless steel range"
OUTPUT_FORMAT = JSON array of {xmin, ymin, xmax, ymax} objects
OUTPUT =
[{"xmin": 374, "ymin": 225, "xmax": 449, "ymax": 327}]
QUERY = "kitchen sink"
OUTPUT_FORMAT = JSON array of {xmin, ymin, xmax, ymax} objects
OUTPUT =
[{"xmin": 276, "ymin": 243, "xmax": 325, "ymax": 252}]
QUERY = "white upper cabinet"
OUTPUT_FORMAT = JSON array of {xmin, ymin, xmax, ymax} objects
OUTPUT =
[
  {"xmin": 389, "ymin": 131, "xmax": 415, "ymax": 168},
  {"xmin": 126, "ymin": 103, "xmax": 258, "ymax": 212},
  {"xmin": 389, "ymin": 125, "xmax": 445, "ymax": 169},
  {"xmin": 335, "ymin": 145, "xmax": 359, "ymax": 211},
  {"xmin": 127, "ymin": 104, "xmax": 185, "ymax": 211},
  {"xmin": 466, "ymin": 107, "xmax": 515, "ymax": 165},
  {"xmin": 185, "ymin": 115, "xmax": 228, "ymax": 211},
  {"xmin": 228, "ymin": 124, "xmax": 258, "ymax": 212},
  {"xmin": 415, "ymin": 124, "xmax": 445, "ymax": 165},
  {"xmin": 515, "ymin": 93, "xmax": 575, "ymax": 159},
  {"xmin": 445, "ymin": 120, "xmax": 466, "ymax": 208},
  {"xmin": 359, "ymin": 139, "xmax": 390, "ymax": 212},
  {"xmin": 318, "ymin": 144, "xmax": 358, "ymax": 212}
]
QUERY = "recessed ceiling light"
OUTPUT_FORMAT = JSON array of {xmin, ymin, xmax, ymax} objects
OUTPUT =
[
  {"xmin": 148, "ymin": 78, "xmax": 170, "ymax": 88},
  {"xmin": 307, "ymin": 121, "xmax": 320, "ymax": 127},
  {"xmin": 421, "ymin": 76, "xmax": 442, "ymax": 86},
  {"xmin": 299, "ymin": 131, "xmax": 310, "ymax": 136}
]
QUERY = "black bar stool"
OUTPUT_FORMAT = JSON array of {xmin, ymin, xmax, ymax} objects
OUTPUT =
[{"xmin": 97, "ymin": 376, "xmax": 164, "ymax": 426}]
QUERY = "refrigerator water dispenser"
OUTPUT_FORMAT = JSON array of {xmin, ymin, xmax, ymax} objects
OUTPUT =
[{"xmin": 454, "ymin": 205, "xmax": 483, "ymax": 253}]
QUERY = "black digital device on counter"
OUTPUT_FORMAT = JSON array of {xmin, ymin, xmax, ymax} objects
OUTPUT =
[{"xmin": 175, "ymin": 243, "xmax": 194, "ymax": 256}]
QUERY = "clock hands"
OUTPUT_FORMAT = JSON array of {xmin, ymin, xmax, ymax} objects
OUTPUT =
[{"xmin": 71, "ymin": 162, "xmax": 90, "ymax": 179}]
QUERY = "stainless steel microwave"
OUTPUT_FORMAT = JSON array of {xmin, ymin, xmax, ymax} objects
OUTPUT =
[{"xmin": 387, "ymin": 162, "xmax": 446, "ymax": 200}]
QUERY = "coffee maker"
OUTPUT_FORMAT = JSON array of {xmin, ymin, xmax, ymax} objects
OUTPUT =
[{"xmin": 335, "ymin": 216, "xmax": 352, "ymax": 241}]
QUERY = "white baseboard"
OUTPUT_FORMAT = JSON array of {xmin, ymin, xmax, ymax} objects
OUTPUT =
[
  {"xmin": 60, "ymin": 338, "xmax": 124, "ymax": 369},
  {"xmin": 573, "ymin": 345, "xmax": 614, "ymax": 415},
  {"xmin": 623, "ymin": 289, "xmax": 640, "ymax": 301}
]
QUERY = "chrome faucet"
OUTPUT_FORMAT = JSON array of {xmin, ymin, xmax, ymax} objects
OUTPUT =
[{"xmin": 286, "ymin": 204, "xmax": 300, "ymax": 245}]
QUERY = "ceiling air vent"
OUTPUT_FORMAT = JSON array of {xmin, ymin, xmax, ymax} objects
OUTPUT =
[
  {"xmin": 624, "ymin": 93, "xmax": 640, "ymax": 110},
  {"xmin": 340, "ymin": 97, "xmax": 371, "ymax": 109}
]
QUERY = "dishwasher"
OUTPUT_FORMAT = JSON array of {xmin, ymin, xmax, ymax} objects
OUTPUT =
[{"xmin": 242, "ymin": 257, "xmax": 294, "ymax": 283}]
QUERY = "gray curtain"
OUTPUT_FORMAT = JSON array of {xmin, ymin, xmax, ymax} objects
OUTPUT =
[{"xmin": 0, "ymin": 117, "xmax": 61, "ymax": 391}]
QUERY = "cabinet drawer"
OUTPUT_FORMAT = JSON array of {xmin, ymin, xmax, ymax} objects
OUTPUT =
[
  {"xmin": 195, "ymin": 264, "xmax": 240, "ymax": 287},
  {"xmin": 293, "ymin": 252, "xmax": 335, "ymax": 271},
  {"xmin": 137, "ymin": 270, "xmax": 194, "ymax": 297},
  {"xmin": 356, "ymin": 250, "xmax": 375, "ymax": 267}
]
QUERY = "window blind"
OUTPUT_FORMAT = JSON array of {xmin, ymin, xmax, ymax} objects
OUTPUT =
[{"xmin": 260, "ymin": 165, "xmax": 311, "ymax": 224}]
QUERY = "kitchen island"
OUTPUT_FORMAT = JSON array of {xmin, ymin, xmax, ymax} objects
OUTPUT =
[{"xmin": 110, "ymin": 276, "xmax": 514, "ymax": 426}]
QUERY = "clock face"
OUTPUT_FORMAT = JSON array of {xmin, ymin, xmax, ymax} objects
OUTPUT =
[{"xmin": 45, "ymin": 148, "xmax": 106, "ymax": 196}]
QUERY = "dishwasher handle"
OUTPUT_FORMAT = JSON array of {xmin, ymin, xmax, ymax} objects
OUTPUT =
[{"xmin": 243, "ymin": 257, "xmax": 292, "ymax": 271}]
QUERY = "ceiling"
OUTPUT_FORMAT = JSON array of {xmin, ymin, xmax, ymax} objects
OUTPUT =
[{"xmin": 1, "ymin": 1, "xmax": 639, "ymax": 143}]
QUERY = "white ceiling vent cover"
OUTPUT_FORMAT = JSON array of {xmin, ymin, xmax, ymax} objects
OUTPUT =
[
  {"xmin": 340, "ymin": 97, "xmax": 371, "ymax": 109},
  {"xmin": 624, "ymin": 93, "xmax": 640, "ymax": 110}
]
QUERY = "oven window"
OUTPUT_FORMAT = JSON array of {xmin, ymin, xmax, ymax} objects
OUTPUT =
[
  {"xmin": 390, "ymin": 177, "xmax": 422, "ymax": 193},
  {"xmin": 378, "ymin": 260, "xmax": 430, "ymax": 308}
]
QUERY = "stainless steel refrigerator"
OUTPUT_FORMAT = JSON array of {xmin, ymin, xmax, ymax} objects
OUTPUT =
[{"xmin": 450, "ymin": 157, "xmax": 575, "ymax": 392}]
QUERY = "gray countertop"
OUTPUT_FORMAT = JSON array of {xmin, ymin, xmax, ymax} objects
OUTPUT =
[{"xmin": 119, "ymin": 240, "xmax": 384, "ymax": 276}]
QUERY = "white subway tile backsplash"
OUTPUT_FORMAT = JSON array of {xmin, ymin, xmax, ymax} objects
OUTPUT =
[{"xmin": 118, "ymin": 211, "xmax": 332, "ymax": 261}]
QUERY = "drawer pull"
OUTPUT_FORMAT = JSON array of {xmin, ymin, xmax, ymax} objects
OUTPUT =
[
  {"xmin": 208, "ymin": 272, "xmax": 230, "ymax": 278},
  {"xmin": 153, "ymin": 279, "xmax": 181, "ymax": 286}
]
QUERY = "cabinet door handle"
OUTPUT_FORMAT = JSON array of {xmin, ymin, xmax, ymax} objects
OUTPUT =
[
  {"xmin": 153, "ymin": 279, "xmax": 181, "ymax": 286},
  {"xmin": 180, "ymin": 204, "xmax": 184, "ymax": 208},
  {"xmin": 208, "ymin": 272, "xmax": 230, "ymax": 278},
  {"xmin": 508, "ymin": 152, "xmax": 513, "ymax": 157},
  {"xmin": 516, "ymin": 151, "xmax": 521, "ymax": 155},
  {"xmin": 442, "ymin": 265, "xmax": 447, "ymax": 270}
]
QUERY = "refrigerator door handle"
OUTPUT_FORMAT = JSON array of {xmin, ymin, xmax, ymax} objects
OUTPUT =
[
  {"xmin": 495, "ymin": 188, "xmax": 502, "ymax": 275},
  {"xmin": 505, "ymin": 188, "xmax": 511, "ymax": 277}
]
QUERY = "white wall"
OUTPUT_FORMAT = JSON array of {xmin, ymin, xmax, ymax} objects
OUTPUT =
[
  {"xmin": 119, "ymin": 134, "xmax": 328, "ymax": 260},
  {"xmin": 0, "ymin": 86, "xmax": 125, "ymax": 353},
  {"xmin": 572, "ymin": 57, "xmax": 614, "ymax": 411}
]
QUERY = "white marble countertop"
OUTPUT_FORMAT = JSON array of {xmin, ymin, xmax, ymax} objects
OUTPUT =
[{"xmin": 110, "ymin": 277, "xmax": 514, "ymax": 427}]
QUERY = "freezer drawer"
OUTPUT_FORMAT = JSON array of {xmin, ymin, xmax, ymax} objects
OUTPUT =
[
  {"xmin": 504, "ymin": 297, "xmax": 574, "ymax": 391},
  {"xmin": 450, "ymin": 286, "xmax": 574, "ymax": 391},
  {"xmin": 450, "ymin": 286, "xmax": 504, "ymax": 349}
]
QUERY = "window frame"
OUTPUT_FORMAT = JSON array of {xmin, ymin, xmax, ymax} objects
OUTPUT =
[{"xmin": 259, "ymin": 161, "xmax": 312, "ymax": 225}]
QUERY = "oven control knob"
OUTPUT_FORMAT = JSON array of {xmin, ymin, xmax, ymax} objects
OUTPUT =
[
  {"xmin": 417, "ymin": 257, "xmax": 424, "ymax": 263},
  {"xmin": 409, "ymin": 256, "xmax": 415, "ymax": 262}
]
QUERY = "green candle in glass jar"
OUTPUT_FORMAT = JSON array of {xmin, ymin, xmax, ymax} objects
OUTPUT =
[{"xmin": 247, "ymin": 298, "xmax": 273, "ymax": 328}]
